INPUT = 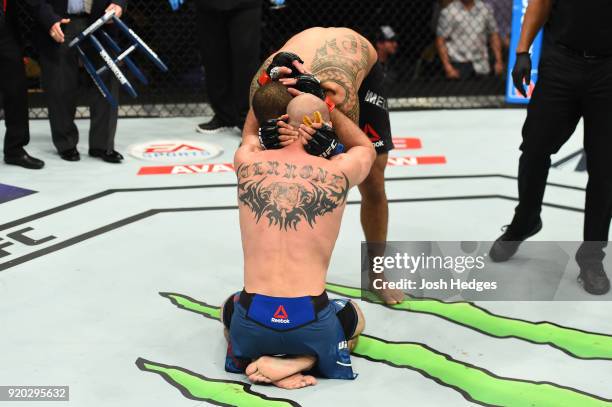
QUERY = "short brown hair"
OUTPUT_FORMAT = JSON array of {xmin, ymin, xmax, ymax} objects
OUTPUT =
[{"xmin": 252, "ymin": 82, "xmax": 292, "ymax": 123}]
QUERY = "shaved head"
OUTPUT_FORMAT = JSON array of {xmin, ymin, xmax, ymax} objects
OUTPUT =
[{"xmin": 287, "ymin": 94, "xmax": 330, "ymax": 128}]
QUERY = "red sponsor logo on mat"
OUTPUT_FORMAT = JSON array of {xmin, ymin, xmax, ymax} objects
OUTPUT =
[
  {"xmin": 144, "ymin": 143, "xmax": 204, "ymax": 153},
  {"xmin": 138, "ymin": 155, "xmax": 445, "ymax": 176},
  {"xmin": 387, "ymin": 156, "xmax": 447, "ymax": 166},
  {"xmin": 138, "ymin": 163, "xmax": 235, "ymax": 175},
  {"xmin": 392, "ymin": 137, "xmax": 422, "ymax": 150}
]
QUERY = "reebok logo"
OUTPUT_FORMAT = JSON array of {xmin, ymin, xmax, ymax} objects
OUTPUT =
[
  {"xmin": 363, "ymin": 124, "xmax": 385, "ymax": 148},
  {"xmin": 271, "ymin": 305, "xmax": 290, "ymax": 324},
  {"xmin": 273, "ymin": 305, "xmax": 288, "ymax": 319},
  {"xmin": 363, "ymin": 124, "xmax": 381, "ymax": 142}
]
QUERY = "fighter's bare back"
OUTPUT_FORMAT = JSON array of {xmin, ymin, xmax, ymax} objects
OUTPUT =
[{"xmin": 236, "ymin": 147, "xmax": 350, "ymax": 297}]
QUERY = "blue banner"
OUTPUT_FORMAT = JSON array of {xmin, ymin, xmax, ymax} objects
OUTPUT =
[{"xmin": 506, "ymin": 0, "xmax": 543, "ymax": 104}]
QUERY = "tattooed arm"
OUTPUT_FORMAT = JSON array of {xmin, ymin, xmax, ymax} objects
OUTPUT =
[{"xmin": 311, "ymin": 35, "xmax": 371, "ymax": 123}]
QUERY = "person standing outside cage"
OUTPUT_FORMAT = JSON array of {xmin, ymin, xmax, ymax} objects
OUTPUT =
[
  {"xmin": 169, "ymin": 0, "xmax": 262, "ymax": 134},
  {"xmin": 435, "ymin": 0, "xmax": 504, "ymax": 80},
  {"xmin": 0, "ymin": 0, "xmax": 45, "ymax": 169},
  {"xmin": 26, "ymin": 0, "xmax": 127, "ymax": 163}
]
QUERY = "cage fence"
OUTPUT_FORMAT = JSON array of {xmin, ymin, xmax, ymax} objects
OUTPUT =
[{"xmin": 12, "ymin": 0, "xmax": 514, "ymax": 119}]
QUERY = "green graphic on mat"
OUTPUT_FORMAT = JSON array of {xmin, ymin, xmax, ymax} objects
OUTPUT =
[
  {"xmin": 356, "ymin": 335, "xmax": 611, "ymax": 407},
  {"xmin": 162, "ymin": 292, "xmax": 221, "ymax": 320},
  {"xmin": 136, "ymin": 358, "xmax": 299, "ymax": 407},
  {"xmin": 159, "ymin": 292, "xmax": 612, "ymax": 407},
  {"xmin": 326, "ymin": 283, "xmax": 612, "ymax": 360}
]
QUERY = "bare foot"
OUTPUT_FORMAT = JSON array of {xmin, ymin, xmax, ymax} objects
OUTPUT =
[
  {"xmin": 369, "ymin": 274, "xmax": 405, "ymax": 305},
  {"xmin": 251, "ymin": 355, "xmax": 316, "ymax": 382},
  {"xmin": 273, "ymin": 373, "xmax": 317, "ymax": 389},
  {"xmin": 245, "ymin": 361, "xmax": 272, "ymax": 384}
]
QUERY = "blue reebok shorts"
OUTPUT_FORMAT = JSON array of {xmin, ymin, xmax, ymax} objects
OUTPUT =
[{"xmin": 222, "ymin": 290, "xmax": 358, "ymax": 380}]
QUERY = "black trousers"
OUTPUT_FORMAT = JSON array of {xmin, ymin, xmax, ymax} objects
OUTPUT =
[
  {"xmin": 517, "ymin": 43, "xmax": 612, "ymax": 267},
  {"xmin": 38, "ymin": 17, "xmax": 119, "ymax": 153},
  {"xmin": 0, "ymin": 26, "xmax": 29, "ymax": 156},
  {"xmin": 197, "ymin": 4, "xmax": 261, "ymax": 127}
]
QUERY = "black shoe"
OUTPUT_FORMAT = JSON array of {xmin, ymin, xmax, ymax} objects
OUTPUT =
[
  {"xmin": 89, "ymin": 149, "xmax": 124, "ymax": 163},
  {"xmin": 196, "ymin": 115, "xmax": 234, "ymax": 134},
  {"xmin": 489, "ymin": 218, "xmax": 543, "ymax": 263},
  {"xmin": 578, "ymin": 265, "xmax": 610, "ymax": 295},
  {"xmin": 4, "ymin": 152, "xmax": 45, "ymax": 169},
  {"xmin": 59, "ymin": 148, "xmax": 80, "ymax": 162}
]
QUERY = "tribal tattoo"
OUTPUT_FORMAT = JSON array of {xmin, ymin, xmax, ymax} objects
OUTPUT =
[
  {"xmin": 311, "ymin": 34, "xmax": 371, "ymax": 122},
  {"xmin": 236, "ymin": 161, "xmax": 349, "ymax": 231}
]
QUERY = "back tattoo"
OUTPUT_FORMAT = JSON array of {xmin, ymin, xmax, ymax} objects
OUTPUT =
[{"xmin": 236, "ymin": 161, "xmax": 349, "ymax": 231}]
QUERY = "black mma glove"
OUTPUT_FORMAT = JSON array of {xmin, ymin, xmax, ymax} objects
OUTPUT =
[
  {"xmin": 258, "ymin": 52, "xmax": 304, "ymax": 85},
  {"xmin": 294, "ymin": 74, "xmax": 326, "ymax": 100},
  {"xmin": 512, "ymin": 52, "xmax": 532, "ymax": 98},
  {"xmin": 304, "ymin": 124, "xmax": 344, "ymax": 159},
  {"xmin": 267, "ymin": 52, "xmax": 304, "ymax": 79},
  {"xmin": 294, "ymin": 73, "xmax": 336, "ymax": 111},
  {"xmin": 258, "ymin": 118, "xmax": 284, "ymax": 150}
]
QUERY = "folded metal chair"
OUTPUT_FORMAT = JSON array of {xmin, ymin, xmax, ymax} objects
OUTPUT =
[{"xmin": 69, "ymin": 10, "xmax": 168, "ymax": 107}]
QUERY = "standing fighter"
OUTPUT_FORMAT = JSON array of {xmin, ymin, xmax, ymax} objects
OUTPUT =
[
  {"xmin": 491, "ymin": 0, "xmax": 612, "ymax": 295},
  {"xmin": 223, "ymin": 93, "xmax": 374, "ymax": 389},
  {"xmin": 242, "ymin": 27, "xmax": 405, "ymax": 304}
]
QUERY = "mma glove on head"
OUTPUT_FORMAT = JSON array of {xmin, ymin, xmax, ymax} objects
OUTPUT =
[
  {"xmin": 304, "ymin": 124, "xmax": 344, "ymax": 159},
  {"xmin": 267, "ymin": 52, "xmax": 304, "ymax": 79},
  {"xmin": 258, "ymin": 118, "xmax": 284, "ymax": 150},
  {"xmin": 258, "ymin": 52, "xmax": 304, "ymax": 85},
  {"xmin": 294, "ymin": 74, "xmax": 325, "ymax": 99},
  {"xmin": 259, "ymin": 115, "xmax": 344, "ymax": 159},
  {"xmin": 294, "ymin": 74, "xmax": 336, "ymax": 112}
]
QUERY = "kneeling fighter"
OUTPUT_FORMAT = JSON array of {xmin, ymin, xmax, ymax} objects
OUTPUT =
[
  {"xmin": 242, "ymin": 27, "xmax": 404, "ymax": 304},
  {"xmin": 223, "ymin": 91, "xmax": 375, "ymax": 389}
]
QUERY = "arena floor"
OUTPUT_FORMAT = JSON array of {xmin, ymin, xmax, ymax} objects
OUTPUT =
[{"xmin": 1, "ymin": 109, "xmax": 611, "ymax": 407}]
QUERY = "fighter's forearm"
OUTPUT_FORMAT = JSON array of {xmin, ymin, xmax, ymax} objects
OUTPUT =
[
  {"xmin": 242, "ymin": 108, "xmax": 260, "ymax": 148},
  {"xmin": 517, "ymin": 0, "xmax": 552, "ymax": 53},
  {"xmin": 330, "ymin": 108, "xmax": 373, "ymax": 152}
]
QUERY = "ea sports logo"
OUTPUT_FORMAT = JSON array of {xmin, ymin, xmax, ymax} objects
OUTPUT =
[
  {"xmin": 271, "ymin": 305, "xmax": 290, "ymax": 324},
  {"xmin": 128, "ymin": 140, "xmax": 223, "ymax": 163}
]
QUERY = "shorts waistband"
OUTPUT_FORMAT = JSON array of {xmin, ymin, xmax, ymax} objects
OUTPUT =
[{"xmin": 239, "ymin": 290, "xmax": 329, "ymax": 313}]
